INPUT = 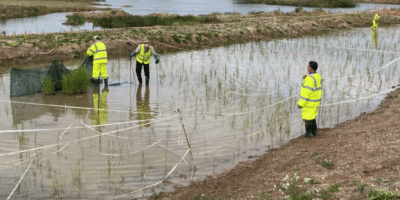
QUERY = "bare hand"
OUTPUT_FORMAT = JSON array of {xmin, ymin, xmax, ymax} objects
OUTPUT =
[
  {"xmin": 302, "ymin": 75, "xmax": 307, "ymax": 79},
  {"xmin": 298, "ymin": 105, "xmax": 302, "ymax": 109}
]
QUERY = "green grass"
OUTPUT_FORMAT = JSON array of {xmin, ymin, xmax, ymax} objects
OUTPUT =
[
  {"xmin": 63, "ymin": 13, "xmax": 86, "ymax": 25},
  {"xmin": 42, "ymin": 76, "xmax": 55, "ymax": 95},
  {"xmin": 61, "ymin": 65, "xmax": 89, "ymax": 95},
  {"xmin": 328, "ymin": 182, "xmax": 342, "ymax": 193},
  {"xmin": 92, "ymin": 15, "xmax": 222, "ymax": 28},
  {"xmin": 243, "ymin": 0, "xmax": 355, "ymax": 8},
  {"xmin": 367, "ymin": 189, "xmax": 400, "ymax": 199},
  {"xmin": 171, "ymin": 34, "xmax": 181, "ymax": 43},
  {"xmin": 316, "ymin": 159, "xmax": 334, "ymax": 169}
]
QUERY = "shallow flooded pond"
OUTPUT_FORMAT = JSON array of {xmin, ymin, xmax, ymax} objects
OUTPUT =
[{"xmin": 0, "ymin": 25, "xmax": 399, "ymax": 199}]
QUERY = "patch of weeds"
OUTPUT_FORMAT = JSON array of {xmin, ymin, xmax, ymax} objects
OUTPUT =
[
  {"xmin": 328, "ymin": 182, "xmax": 343, "ymax": 193},
  {"xmin": 214, "ymin": 33, "xmax": 219, "ymax": 37},
  {"xmin": 388, "ymin": 94, "xmax": 398, "ymax": 99},
  {"xmin": 140, "ymin": 28, "xmax": 148, "ymax": 34},
  {"xmin": 305, "ymin": 178, "xmax": 320, "ymax": 184},
  {"xmin": 372, "ymin": 177, "xmax": 389, "ymax": 183},
  {"xmin": 316, "ymin": 159, "xmax": 334, "ymax": 169},
  {"xmin": 352, "ymin": 180, "xmax": 358, "ymax": 186},
  {"xmin": 159, "ymin": 36, "xmax": 166, "ymax": 43},
  {"xmin": 196, "ymin": 35, "xmax": 202, "ymax": 43},
  {"xmin": 74, "ymin": 50, "xmax": 82, "ymax": 57},
  {"xmin": 268, "ymin": 170, "xmax": 274, "ymax": 174},
  {"xmin": 285, "ymin": 177, "xmax": 315, "ymax": 200},
  {"xmin": 185, "ymin": 33, "xmax": 192, "ymax": 41},
  {"xmin": 204, "ymin": 32, "xmax": 212, "ymax": 38},
  {"xmin": 84, "ymin": 38, "xmax": 91, "ymax": 43},
  {"xmin": 151, "ymin": 188, "xmax": 161, "ymax": 199},
  {"xmin": 240, "ymin": 30, "xmax": 244, "ymax": 34},
  {"xmin": 357, "ymin": 183, "xmax": 368, "ymax": 193},
  {"xmin": 319, "ymin": 189, "xmax": 333, "ymax": 199},
  {"xmin": 171, "ymin": 34, "xmax": 181, "ymax": 43},
  {"xmin": 226, "ymin": 34, "xmax": 230, "ymax": 40},
  {"xmin": 148, "ymin": 35, "xmax": 156, "ymax": 41},
  {"xmin": 258, "ymin": 190, "xmax": 271, "ymax": 199},
  {"xmin": 367, "ymin": 189, "xmax": 400, "ymax": 199},
  {"xmin": 293, "ymin": 168, "xmax": 299, "ymax": 172},
  {"xmin": 42, "ymin": 76, "xmax": 55, "ymax": 95}
]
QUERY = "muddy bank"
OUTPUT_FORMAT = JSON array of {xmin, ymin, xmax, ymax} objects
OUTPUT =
[
  {"xmin": 156, "ymin": 85, "xmax": 400, "ymax": 199},
  {"xmin": 1, "ymin": 8, "xmax": 399, "ymax": 66}
]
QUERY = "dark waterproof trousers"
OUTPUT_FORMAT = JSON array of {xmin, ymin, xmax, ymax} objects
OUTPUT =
[
  {"xmin": 136, "ymin": 61, "xmax": 150, "ymax": 85},
  {"xmin": 305, "ymin": 119, "xmax": 318, "ymax": 136}
]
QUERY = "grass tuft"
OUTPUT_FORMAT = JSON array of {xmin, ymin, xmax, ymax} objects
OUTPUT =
[{"xmin": 61, "ymin": 65, "xmax": 89, "ymax": 95}]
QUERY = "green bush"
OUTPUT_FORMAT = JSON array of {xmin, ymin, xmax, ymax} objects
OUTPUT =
[
  {"xmin": 42, "ymin": 76, "xmax": 55, "ymax": 95},
  {"xmin": 61, "ymin": 66, "xmax": 89, "ymax": 95},
  {"xmin": 63, "ymin": 13, "xmax": 86, "ymax": 25},
  {"xmin": 338, "ymin": 0, "xmax": 355, "ymax": 8}
]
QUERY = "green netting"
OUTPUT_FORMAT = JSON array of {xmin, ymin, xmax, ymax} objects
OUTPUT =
[{"xmin": 10, "ymin": 56, "xmax": 93, "ymax": 97}]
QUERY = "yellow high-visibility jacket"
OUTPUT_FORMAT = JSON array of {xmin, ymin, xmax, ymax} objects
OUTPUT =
[
  {"xmin": 298, "ymin": 73, "xmax": 322, "ymax": 120},
  {"xmin": 372, "ymin": 14, "xmax": 380, "ymax": 29},
  {"xmin": 136, "ymin": 44, "xmax": 155, "ymax": 64},
  {"xmin": 87, "ymin": 42, "xmax": 108, "ymax": 64}
]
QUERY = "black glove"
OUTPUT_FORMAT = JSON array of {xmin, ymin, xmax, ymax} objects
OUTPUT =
[
  {"xmin": 155, "ymin": 55, "xmax": 160, "ymax": 64},
  {"xmin": 129, "ymin": 51, "xmax": 137, "ymax": 58}
]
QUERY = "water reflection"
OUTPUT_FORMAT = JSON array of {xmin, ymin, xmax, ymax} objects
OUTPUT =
[
  {"xmin": 89, "ymin": 87, "xmax": 109, "ymax": 127},
  {"xmin": 372, "ymin": 29, "xmax": 378, "ymax": 48},
  {"xmin": 11, "ymin": 91, "xmax": 92, "ymax": 126},
  {"xmin": 136, "ymin": 85, "xmax": 154, "ymax": 126}
]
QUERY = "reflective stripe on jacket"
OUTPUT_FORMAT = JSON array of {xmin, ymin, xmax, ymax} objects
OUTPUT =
[
  {"xmin": 136, "ymin": 44, "xmax": 154, "ymax": 64},
  {"xmin": 87, "ymin": 42, "xmax": 107, "ymax": 64},
  {"xmin": 298, "ymin": 73, "xmax": 322, "ymax": 120}
]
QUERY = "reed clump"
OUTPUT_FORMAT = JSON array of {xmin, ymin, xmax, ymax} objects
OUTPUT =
[
  {"xmin": 61, "ymin": 66, "xmax": 89, "ymax": 95},
  {"xmin": 63, "ymin": 13, "xmax": 86, "ymax": 25},
  {"xmin": 93, "ymin": 14, "xmax": 222, "ymax": 28},
  {"xmin": 42, "ymin": 76, "xmax": 55, "ymax": 95}
]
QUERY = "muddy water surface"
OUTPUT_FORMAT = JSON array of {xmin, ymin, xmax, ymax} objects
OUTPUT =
[{"xmin": 0, "ymin": 26, "xmax": 400, "ymax": 199}]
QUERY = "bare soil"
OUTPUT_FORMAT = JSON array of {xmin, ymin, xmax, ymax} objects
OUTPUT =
[
  {"xmin": 1, "ymin": 9, "xmax": 399, "ymax": 66},
  {"xmin": 156, "ymin": 86, "xmax": 400, "ymax": 199}
]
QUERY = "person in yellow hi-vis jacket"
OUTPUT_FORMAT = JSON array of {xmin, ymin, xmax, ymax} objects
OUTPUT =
[
  {"xmin": 370, "ymin": 13, "xmax": 380, "ymax": 30},
  {"xmin": 129, "ymin": 44, "xmax": 160, "ymax": 85},
  {"xmin": 89, "ymin": 88, "xmax": 109, "ymax": 127},
  {"xmin": 298, "ymin": 61, "xmax": 322, "ymax": 138},
  {"xmin": 87, "ymin": 36, "xmax": 109, "ymax": 87},
  {"xmin": 136, "ymin": 85, "xmax": 152, "ymax": 127}
]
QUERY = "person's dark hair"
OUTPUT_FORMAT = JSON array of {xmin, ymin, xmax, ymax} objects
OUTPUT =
[{"xmin": 309, "ymin": 61, "xmax": 318, "ymax": 71}]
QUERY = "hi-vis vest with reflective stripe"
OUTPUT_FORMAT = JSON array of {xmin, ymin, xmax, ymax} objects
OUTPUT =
[
  {"xmin": 87, "ymin": 42, "xmax": 107, "ymax": 64},
  {"xmin": 298, "ymin": 73, "xmax": 322, "ymax": 108},
  {"xmin": 136, "ymin": 44, "xmax": 154, "ymax": 64}
]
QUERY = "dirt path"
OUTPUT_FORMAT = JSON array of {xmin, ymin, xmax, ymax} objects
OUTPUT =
[
  {"xmin": 155, "ymin": 86, "xmax": 400, "ymax": 199},
  {"xmin": 1, "ymin": 8, "xmax": 399, "ymax": 66}
]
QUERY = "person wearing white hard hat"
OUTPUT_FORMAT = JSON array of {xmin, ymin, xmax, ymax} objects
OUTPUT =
[{"xmin": 87, "ymin": 36, "xmax": 109, "ymax": 86}]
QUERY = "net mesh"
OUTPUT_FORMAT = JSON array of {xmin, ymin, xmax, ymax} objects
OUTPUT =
[{"xmin": 10, "ymin": 56, "xmax": 93, "ymax": 97}]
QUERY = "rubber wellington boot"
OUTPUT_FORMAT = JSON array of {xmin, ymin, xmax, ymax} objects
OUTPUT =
[
  {"xmin": 94, "ymin": 78, "xmax": 100, "ymax": 86},
  {"xmin": 104, "ymin": 78, "xmax": 108, "ymax": 87},
  {"xmin": 145, "ymin": 78, "xmax": 150, "ymax": 85}
]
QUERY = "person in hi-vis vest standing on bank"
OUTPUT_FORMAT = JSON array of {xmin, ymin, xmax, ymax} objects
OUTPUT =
[
  {"xmin": 298, "ymin": 61, "xmax": 322, "ymax": 138},
  {"xmin": 129, "ymin": 44, "xmax": 160, "ymax": 85},
  {"xmin": 87, "ymin": 36, "xmax": 109, "ymax": 87}
]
